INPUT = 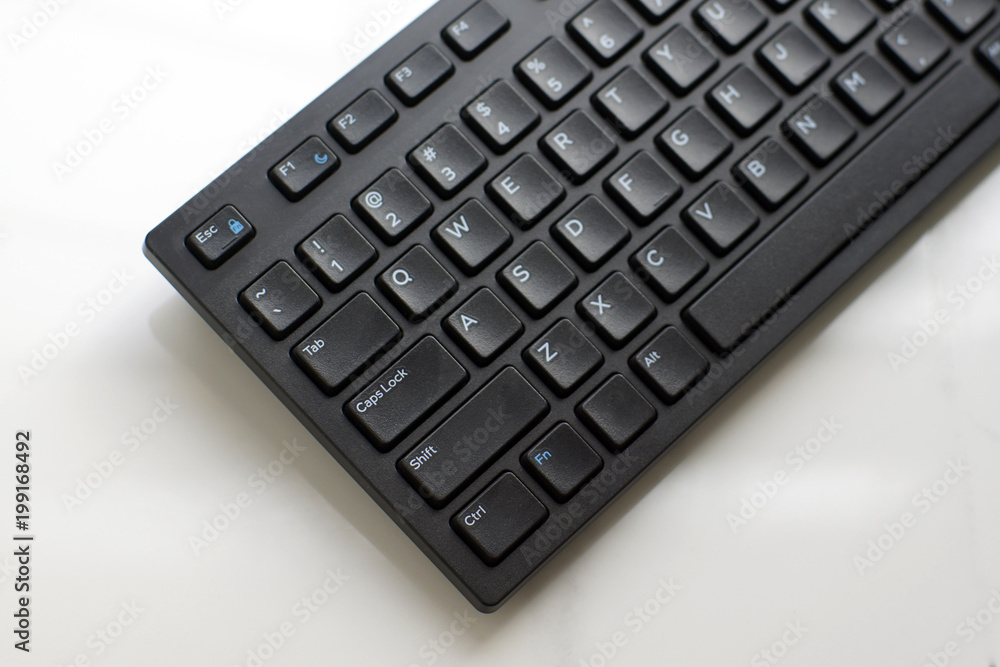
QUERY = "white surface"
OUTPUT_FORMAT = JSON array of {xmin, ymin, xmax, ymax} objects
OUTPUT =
[{"xmin": 3, "ymin": 1, "xmax": 1000, "ymax": 665}]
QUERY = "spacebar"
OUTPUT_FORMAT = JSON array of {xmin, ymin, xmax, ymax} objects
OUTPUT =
[{"xmin": 685, "ymin": 63, "xmax": 999, "ymax": 353}]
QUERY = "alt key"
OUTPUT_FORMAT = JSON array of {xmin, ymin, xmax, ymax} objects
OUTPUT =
[{"xmin": 269, "ymin": 136, "xmax": 340, "ymax": 202}]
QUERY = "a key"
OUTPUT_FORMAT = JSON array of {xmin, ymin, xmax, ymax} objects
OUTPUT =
[
  {"xmin": 239, "ymin": 262, "xmax": 320, "ymax": 340},
  {"xmin": 295, "ymin": 214, "xmax": 377, "ymax": 291},
  {"xmin": 927, "ymin": 0, "xmax": 994, "ymax": 39},
  {"xmin": 630, "ymin": 226, "xmax": 709, "ymax": 301},
  {"xmin": 756, "ymin": 24, "xmax": 830, "ymax": 92},
  {"xmin": 431, "ymin": 199, "xmax": 511, "ymax": 275},
  {"xmin": 386, "ymin": 43, "xmax": 454, "ymax": 105},
  {"xmin": 328, "ymin": 90, "xmax": 397, "ymax": 153},
  {"xmin": 978, "ymin": 26, "xmax": 1000, "ymax": 78},
  {"xmin": 591, "ymin": 66, "xmax": 668, "ymax": 139},
  {"xmin": 268, "ymin": 136, "xmax": 339, "ymax": 201},
  {"xmin": 352, "ymin": 168, "xmax": 433, "ymax": 243},
  {"xmin": 708, "ymin": 65, "xmax": 782, "ymax": 136},
  {"xmin": 185, "ymin": 205, "xmax": 254, "ymax": 269},
  {"xmin": 782, "ymin": 95, "xmax": 856, "ymax": 165},
  {"xmin": 377, "ymin": 245, "xmax": 458, "ymax": 321},
  {"xmin": 407, "ymin": 123, "xmax": 487, "ymax": 198},
  {"xmin": 451, "ymin": 473, "xmax": 548, "ymax": 565},
  {"xmin": 461, "ymin": 80, "xmax": 540, "ymax": 154},
  {"xmin": 806, "ymin": 0, "xmax": 875, "ymax": 50},
  {"xmin": 551, "ymin": 195, "xmax": 631, "ymax": 271},
  {"xmin": 522, "ymin": 424, "xmax": 603, "ymax": 502},
  {"xmin": 540, "ymin": 109, "xmax": 618, "ymax": 183},
  {"xmin": 733, "ymin": 137, "xmax": 808, "ymax": 210},
  {"xmin": 629, "ymin": 327, "xmax": 709, "ymax": 404},
  {"xmin": 604, "ymin": 151, "xmax": 681, "ymax": 225},
  {"xmin": 682, "ymin": 181, "xmax": 759, "ymax": 255},
  {"xmin": 516, "ymin": 38, "xmax": 593, "ymax": 109},
  {"xmin": 568, "ymin": 0, "xmax": 644, "ymax": 65},
  {"xmin": 694, "ymin": 0, "xmax": 768, "ymax": 53},
  {"xmin": 831, "ymin": 54, "xmax": 903, "ymax": 123},
  {"xmin": 656, "ymin": 107, "xmax": 733, "ymax": 180},
  {"xmin": 498, "ymin": 241, "xmax": 578, "ymax": 318},
  {"xmin": 643, "ymin": 25, "xmax": 719, "ymax": 94},
  {"xmin": 576, "ymin": 374, "xmax": 656, "ymax": 452},
  {"xmin": 487, "ymin": 154, "xmax": 566, "ymax": 228},
  {"xmin": 577, "ymin": 272, "xmax": 656, "ymax": 349},
  {"xmin": 880, "ymin": 14, "xmax": 950, "ymax": 80},
  {"xmin": 523, "ymin": 319, "xmax": 604, "ymax": 396},
  {"xmin": 443, "ymin": 288, "xmax": 524, "ymax": 365},
  {"xmin": 628, "ymin": 0, "xmax": 685, "ymax": 23},
  {"xmin": 442, "ymin": 1, "xmax": 510, "ymax": 59}
]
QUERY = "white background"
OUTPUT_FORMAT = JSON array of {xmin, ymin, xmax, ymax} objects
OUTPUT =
[{"xmin": 2, "ymin": 0, "xmax": 1000, "ymax": 665}]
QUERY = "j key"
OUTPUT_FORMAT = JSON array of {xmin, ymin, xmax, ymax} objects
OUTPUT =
[
  {"xmin": 516, "ymin": 38, "xmax": 593, "ymax": 109},
  {"xmin": 540, "ymin": 110, "xmax": 618, "ymax": 183},
  {"xmin": 328, "ymin": 90, "xmax": 397, "ymax": 153},
  {"xmin": 577, "ymin": 272, "xmax": 656, "ymax": 349},
  {"xmin": 522, "ymin": 424, "xmax": 603, "ymax": 502},
  {"xmin": 927, "ymin": 0, "xmax": 994, "ymax": 39},
  {"xmin": 443, "ymin": 288, "xmax": 524, "ymax": 365},
  {"xmin": 629, "ymin": 327, "xmax": 709, "ymax": 404},
  {"xmin": 708, "ymin": 65, "xmax": 781, "ymax": 137},
  {"xmin": 604, "ymin": 151, "xmax": 681, "ymax": 225},
  {"xmin": 462, "ymin": 80, "xmax": 540, "ymax": 154},
  {"xmin": 551, "ymin": 195, "xmax": 631, "ymax": 271},
  {"xmin": 880, "ymin": 15, "xmax": 950, "ymax": 80},
  {"xmin": 568, "ymin": 0, "xmax": 644, "ymax": 66},
  {"xmin": 295, "ymin": 215, "xmax": 377, "ymax": 292},
  {"xmin": 353, "ymin": 168, "xmax": 433, "ymax": 244},
  {"xmin": 377, "ymin": 246, "xmax": 458, "ymax": 321},
  {"xmin": 292, "ymin": 293, "xmax": 401, "ymax": 395},
  {"xmin": 268, "ymin": 137, "xmax": 339, "ymax": 202},
  {"xmin": 806, "ymin": 0, "xmax": 875, "ymax": 50},
  {"xmin": 442, "ymin": 1, "xmax": 510, "ymax": 59},
  {"xmin": 756, "ymin": 24, "xmax": 830, "ymax": 92},
  {"xmin": 186, "ymin": 205, "xmax": 254, "ymax": 269},
  {"xmin": 656, "ymin": 107, "xmax": 733, "ymax": 180},
  {"xmin": 978, "ymin": 27, "xmax": 1000, "ymax": 78},
  {"xmin": 782, "ymin": 95, "xmax": 856, "ymax": 165},
  {"xmin": 451, "ymin": 473, "xmax": 548, "ymax": 565},
  {"xmin": 695, "ymin": 0, "xmax": 768, "ymax": 53},
  {"xmin": 643, "ymin": 25, "xmax": 719, "ymax": 95},
  {"xmin": 682, "ymin": 182, "xmax": 759, "ymax": 255},
  {"xmin": 239, "ymin": 262, "xmax": 320, "ymax": 340},
  {"xmin": 734, "ymin": 137, "xmax": 807, "ymax": 210},
  {"xmin": 487, "ymin": 154, "xmax": 566, "ymax": 228},
  {"xmin": 407, "ymin": 124, "xmax": 487, "ymax": 198},
  {"xmin": 628, "ymin": 0, "xmax": 685, "ymax": 23},
  {"xmin": 346, "ymin": 337, "xmax": 468, "ymax": 451},
  {"xmin": 762, "ymin": 0, "xmax": 797, "ymax": 10},
  {"xmin": 576, "ymin": 374, "xmax": 656, "ymax": 452},
  {"xmin": 832, "ymin": 54, "xmax": 903, "ymax": 123},
  {"xmin": 431, "ymin": 199, "xmax": 511, "ymax": 275},
  {"xmin": 631, "ymin": 226, "xmax": 708, "ymax": 301},
  {"xmin": 399, "ymin": 367, "xmax": 548, "ymax": 508},
  {"xmin": 591, "ymin": 66, "xmax": 668, "ymax": 139},
  {"xmin": 524, "ymin": 319, "xmax": 604, "ymax": 396},
  {"xmin": 386, "ymin": 44, "xmax": 454, "ymax": 105},
  {"xmin": 498, "ymin": 241, "xmax": 578, "ymax": 318}
]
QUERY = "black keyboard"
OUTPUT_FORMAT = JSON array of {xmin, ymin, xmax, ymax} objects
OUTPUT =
[{"xmin": 145, "ymin": 0, "xmax": 1000, "ymax": 610}]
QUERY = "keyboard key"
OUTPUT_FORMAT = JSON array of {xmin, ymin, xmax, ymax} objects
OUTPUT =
[
  {"xmin": 682, "ymin": 181, "xmax": 759, "ymax": 255},
  {"xmin": 628, "ymin": 0, "xmax": 685, "ymax": 22},
  {"xmin": 551, "ymin": 195, "xmax": 631, "ymax": 271},
  {"xmin": 296, "ymin": 214, "xmax": 377, "ymax": 291},
  {"xmin": 292, "ymin": 293, "xmax": 401, "ymax": 395},
  {"xmin": 443, "ymin": 288, "xmax": 524, "ymax": 365},
  {"xmin": 568, "ymin": 0, "xmax": 644, "ymax": 65},
  {"xmin": 734, "ymin": 137, "xmax": 807, "ymax": 210},
  {"xmin": 522, "ymin": 424, "xmax": 603, "ymax": 502},
  {"xmin": 656, "ymin": 107, "xmax": 733, "ymax": 180},
  {"xmin": 377, "ymin": 245, "xmax": 457, "ymax": 320},
  {"xmin": 442, "ymin": 1, "xmax": 510, "ymax": 59},
  {"xmin": 694, "ymin": 0, "xmax": 768, "ymax": 53},
  {"xmin": 462, "ymin": 80, "xmax": 540, "ymax": 154},
  {"xmin": 643, "ymin": 25, "xmax": 719, "ymax": 94},
  {"xmin": 517, "ymin": 38, "xmax": 593, "ymax": 109},
  {"xmin": 978, "ymin": 26, "xmax": 1000, "ymax": 78},
  {"xmin": 806, "ymin": 0, "xmax": 875, "ymax": 50},
  {"xmin": 604, "ymin": 151, "xmax": 681, "ymax": 225},
  {"xmin": 239, "ymin": 262, "xmax": 320, "ymax": 340},
  {"xmin": 353, "ymin": 168, "xmax": 433, "ymax": 244},
  {"xmin": 524, "ymin": 319, "xmax": 604, "ymax": 396},
  {"xmin": 185, "ymin": 205, "xmax": 254, "ymax": 269},
  {"xmin": 756, "ymin": 24, "xmax": 830, "ymax": 92},
  {"xmin": 451, "ymin": 473, "xmax": 548, "ymax": 565},
  {"xmin": 431, "ymin": 199, "xmax": 511, "ymax": 275},
  {"xmin": 630, "ymin": 226, "xmax": 708, "ymax": 301},
  {"xmin": 487, "ymin": 154, "xmax": 566, "ymax": 228},
  {"xmin": 577, "ymin": 272, "xmax": 656, "ymax": 348},
  {"xmin": 762, "ymin": 0, "xmax": 798, "ymax": 10},
  {"xmin": 328, "ymin": 90, "xmax": 397, "ymax": 153},
  {"xmin": 540, "ymin": 110, "xmax": 618, "ymax": 183},
  {"xmin": 880, "ymin": 14, "xmax": 949, "ymax": 80},
  {"xmin": 782, "ymin": 95, "xmax": 856, "ymax": 165},
  {"xmin": 576, "ymin": 374, "xmax": 656, "ymax": 452},
  {"xmin": 399, "ymin": 367, "xmax": 548, "ymax": 508},
  {"xmin": 386, "ymin": 44, "xmax": 455, "ymax": 105},
  {"xmin": 346, "ymin": 337, "xmax": 468, "ymax": 451},
  {"xmin": 630, "ymin": 327, "xmax": 709, "ymax": 403},
  {"xmin": 832, "ymin": 54, "xmax": 903, "ymax": 123},
  {"xmin": 268, "ymin": 136, "xmax": 339, "ymax": 201},
  {"xmin": 927, "ymin": 0, "xmax": 993, "ymax": 39},
  {"xmin": 591, "ymin": 66, "xmax": 668, "ymax": 139},
  {"xmin": 498, "ymin": 241, "xmax": 578, "ymax": 317},
  {"xmin": 407, "ymin": 124, "xmax": 487, "ymax": 198},
  {"xmin": 708, "ymin": 65, "xmax": 781, "ymax": 136}
]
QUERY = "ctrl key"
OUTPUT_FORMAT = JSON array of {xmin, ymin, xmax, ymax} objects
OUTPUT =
[
  {"xmin": 452, "ymin": 472, "xmax": 548, "ymax": 566},
  {"xmin": 186, "ymin": 205, "xmax": 254, "ymax": 269}
]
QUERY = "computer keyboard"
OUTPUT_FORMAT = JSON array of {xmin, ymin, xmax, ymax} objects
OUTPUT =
[{"xmin": 145, "ymin": 0, "xmax": 1000, "ymax": 610}]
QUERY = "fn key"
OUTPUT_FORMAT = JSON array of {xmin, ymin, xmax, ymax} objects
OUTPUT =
[{"xmin": 452, "ymin": 473, "xmax": 548, "ymax": 566}]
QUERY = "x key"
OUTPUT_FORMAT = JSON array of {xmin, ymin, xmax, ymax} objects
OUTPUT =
[{"xmin": 577, "ymin": 272, "xmax": 655, "ymax": 348}]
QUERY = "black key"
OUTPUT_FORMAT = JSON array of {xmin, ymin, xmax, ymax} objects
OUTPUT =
[
  {"xmin": 756, "ymin": 24, "xmax": 830, "ymax": 92},
  {"xmin": 386, "ymin": 44, "xmax": 454, "ymax": 105},
  {"xmin": 694, "ymin": 0, "xmax": 768, "ymax": 53},
  {"xmin": 377, "ymin": 245, "xmax": 458, "ymax": 320},
  {"xmin": 268, "ymin": 137, "xmax": 339, "ymax": 202},
  {"xmin": 328, "ymin": 90, "xmax": 397, "ymax": 153},
  {"xmin": 577, "ymin": 272, "xmax": 656, "ymax": 348},
  {"xmin": 630, "ymin": 326, "xmax": 709, "ymax": 403},
  {"xmin": 880, "ymin": 15, "xmax": 950, "ymax": 80},
  {"xmin": 630, "ymin": 226, "xmax": 709, "ymax": 301},
  {"xmin": 487, "ymin": 154, "xmax": 566, "ymax": 228},
  {"xmin": 407, "ymin": 124, "xmax": 487, "ymax": 198},
  {"xmin": 541, "ymin": 110, "xmax": 618, "ymax": 183},
  {"xmin": 604, "ymin": 151, "xmax": 682, "ymax": 225},
  {"xmin": 498, "ymin": 241, "xmax": 578, "ymax": 317},
  {"xmin": 685, "ymin": 63, "xmax": 999, "ymax": 353},
  {"xmin": 806, "ymin": 0, "xmax": 875, "ymax": 50},
  {"xmin": 978, "ymin": 26, "xmax": 1000, "ymax": 78},
  {"xmin": 451, "ymin": 473, "xmax": 548, "ymax": 565},
  {"xmin": 516, "ymin": 38, "xmax": 593, "ymax": 109},
  {"xmin": 522, "ymin": 424, "xmax": 603, "ymax": 502},
  {"xmin": 185, "ymin": 205, "xmax": 254, "ymax": 269},
  {"xmin": 576, "ymin": 374, "xmax": 656, "ymax": 452},
  {"xmin": 551, "ymin": 195, "xmax": 631, "ymax": 271},
  {"xmin": 592, "ymin": 66, "xmax": 668, "ymax": 139},
  {"xmin": 629, "ymin": 0, "xmax": 685, "ymax": 22},
  {"xmin": 734, "ymin": 137, "xmax": 807, "ymax": 210},
  {"xmin": 239, "ymin": 262, "xmax": 320, "ymax": 340},
  {"xmin": 927, "ymin": 0, "xmax": 993, "ymax": 39},
  {"xmin": 682, "ymin": 181, "xmax": 759, "ymax": 255},
  {"xmin": 782, "ymin": 95, "xmax": 856, "ymax": 165},
  {"xmin": 353, "ymin": 168, "xmax": 433, "ymax": 244},
  {"xmin": 568, "ymin": 0, "xmax": 644, "ymax": 65},
  {"xmin": 432, "ymin": 199, "xmax": 511, "ymax": 275},
  {"xmin": 442, "ymin": 1, "xmax": 510, "ymax": 59},
  {"xmin": 708, "ymin": 65, "xmax": 781, "ymax": 136},
  {"xmin": 656, "ymin": 107, "xmax": 733, "ymax": 180},
  {"xmin": 296, "ymin": 215, "xmax": 377, "ymax": 292},
  {"xmin": 832, "ymin": 54, "xmax": 903, "ymax": 123},
  {"xmin": 643, "ymin": 25, "xmax": 719, "ymax": 95},
  {"xmin": 346, "ymin": 337, "xmax": 469, "ymax": 451},
  {"xmin": 292, "ymin": 293, "xmax": 401, "ymax": 395},
  {"xmin": 762, "ymin": 0, "xmax": 798, "ymax": 10},
  {"xmin": 399, "ymin": 367, "xmax": 548, "ymax": 508},
  {"xmin": 524, "ymin": 319, "xmax": 603, "ymax": 396},
  {"xmin": 443, "ymin": 288, "xmax": 524, "ymax": 365},
  {"xmin": 462, "ymin": 80, "xmax": 540, "ymax": 154}
]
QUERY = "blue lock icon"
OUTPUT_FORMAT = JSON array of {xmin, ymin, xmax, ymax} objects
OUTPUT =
[{"xmin": 228, "ymin": 218, "xmax": 245, "ymax": 234}]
